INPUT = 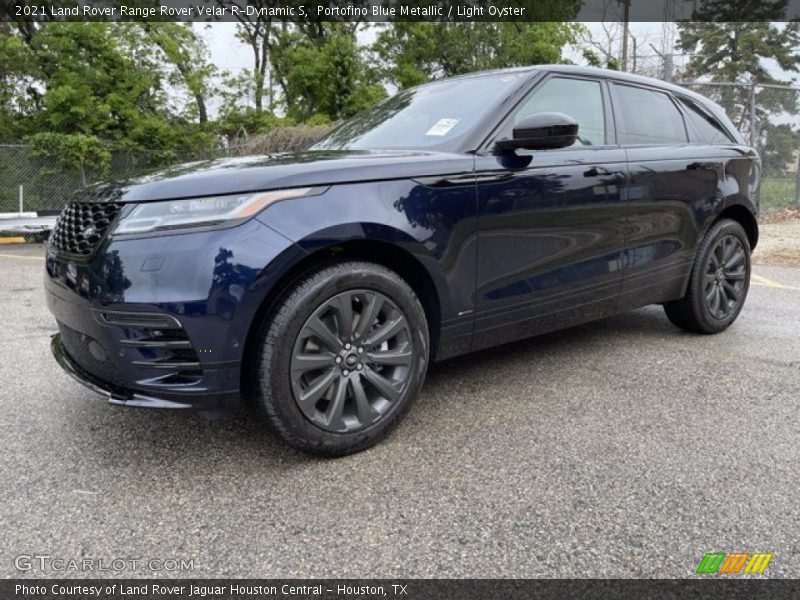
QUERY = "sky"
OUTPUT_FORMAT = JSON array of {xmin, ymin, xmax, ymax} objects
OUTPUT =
[
  {"xmin": 196, "ymin": 22, "xmax": 672, "ymax": 76},
  {"xmin": 193, "ymin": 22, "xmax": 798, "ymax": 118},
  {"xmin": 194, "ymin": 23, "xmax": 670, "ymax": 116}
]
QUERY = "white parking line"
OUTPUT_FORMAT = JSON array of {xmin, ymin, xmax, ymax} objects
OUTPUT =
[
  {"xmin": 0, "ymin": 253, "xmax": 44, "ymax": 261},
  {"xmin": 751, "ymin": 272, "xmax": 800, "ymax": 291}
]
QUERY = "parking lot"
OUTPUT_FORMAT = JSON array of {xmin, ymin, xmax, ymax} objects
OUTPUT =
[{"xmin": 1, "ymin": 231, "xmax": 799, "ymax": 579}]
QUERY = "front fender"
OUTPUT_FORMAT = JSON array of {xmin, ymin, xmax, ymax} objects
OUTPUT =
[{"xmin": 255, "ymin": 179, "xmax": 479, "ymax": 326}]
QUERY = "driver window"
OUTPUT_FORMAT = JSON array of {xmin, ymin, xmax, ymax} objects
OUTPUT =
[{"xmin": 513, "ymin": 78, "xmax": 606, "ymax": 147}]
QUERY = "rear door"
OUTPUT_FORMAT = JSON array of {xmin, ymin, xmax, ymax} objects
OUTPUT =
[
  {"xmin": 472, "ymin": 75, "xmax": 628, "ymax": 350},
  {"xmin": 610, "ymin": 83, "xmax": 722, "ymax": 309}
]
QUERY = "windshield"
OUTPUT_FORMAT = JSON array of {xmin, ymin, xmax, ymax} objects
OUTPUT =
[{"xmin": 311, "ymin": 72, "xmax": 529, "ymax": 151}]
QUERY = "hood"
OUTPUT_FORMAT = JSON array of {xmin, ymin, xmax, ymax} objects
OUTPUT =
[{"xmin": 78, "ymin": 149, "xmax": 474, "ymax": 203}]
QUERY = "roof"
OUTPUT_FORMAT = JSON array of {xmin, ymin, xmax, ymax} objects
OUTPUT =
[
  {"xmin": 443, "ymin": 64, "xmax": 729, "ymax": 121},
  {"xmin": 532, "ymin": 65, "xmax": 711, "ymax": 102}
]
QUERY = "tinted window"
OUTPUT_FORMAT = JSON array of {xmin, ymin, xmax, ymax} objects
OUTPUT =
[
  {"xmin": 614, "ymin": 85, "xmax": 687, "ymax": 145},
  {"xmin": 679, "ymin": 98, "xmax": 733, "ymax": 144},
  {"xmin": 312, "ymin": 72, "xmax": 527, "ymax": 151},
  {"xmin": 513, "ymin": 78, "xmax": 605, "ymax": 146}
]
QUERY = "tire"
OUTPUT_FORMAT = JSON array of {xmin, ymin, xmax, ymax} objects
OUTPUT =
[
  {"xmin": 249, "ymin": 261, "xmax": 429, "ymax": 456},
  {"xmin": 664, "ymin": 218, "xmax": 751, "ymax": 334}
]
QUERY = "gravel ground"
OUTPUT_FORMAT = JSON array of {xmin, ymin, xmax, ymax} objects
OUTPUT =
[
  {"xmin": 0, "ymin": 231, "xmax": 798, "ymax": 579},
  {"xmin": 754, "ymin": 215, "xmax": 800, "ymax": 268}
]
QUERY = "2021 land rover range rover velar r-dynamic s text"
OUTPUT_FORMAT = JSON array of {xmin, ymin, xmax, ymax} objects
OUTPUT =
[{"xmin": 46, "ymin": 66, "xmax": 759, "ymax": 455}]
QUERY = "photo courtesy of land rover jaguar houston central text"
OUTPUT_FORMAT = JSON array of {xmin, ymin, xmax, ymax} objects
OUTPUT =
[{"xmin": 46, "ymin": 66, "xmax": 759, "ymax": 455}]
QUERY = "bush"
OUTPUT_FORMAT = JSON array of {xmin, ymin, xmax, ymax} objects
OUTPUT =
[
  {"xmin": 26, "ymin": 132, "xmax": 111, "ymax": 184},
  {"xmin": 230, "ymin": 124, "xmax": 333, "ymax": 155}
]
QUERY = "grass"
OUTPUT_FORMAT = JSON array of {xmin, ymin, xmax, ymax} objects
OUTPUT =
[{"xmin": 761, "ymin": 175, "xmax": 799, "ymax": 213}]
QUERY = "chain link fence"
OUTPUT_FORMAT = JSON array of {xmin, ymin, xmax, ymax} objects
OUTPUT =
[
  {"xmin": 680, "ymin": 81, "xmax": 800, "ymax": 212},
  {"xmin": 0, "ymin": 125, "xmax": 332, "ymax": 215},
  {"xmin": 1, "ymin": 88, "xmax": 798, "ymax": 215},
  {"xmin": 0, "ymin": 144, "xmax": 219, "ymax": 214}
]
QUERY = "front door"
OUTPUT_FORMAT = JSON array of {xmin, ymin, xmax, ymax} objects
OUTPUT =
[{"xmin": 472, "ymin": 75, "xmax": 628, "ymax": 350}]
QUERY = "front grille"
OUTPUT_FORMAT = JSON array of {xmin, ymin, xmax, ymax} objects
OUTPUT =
[
  {"xmin": 58, "ymin": 322, "xmax": 126, "ymax": 387},
  {"xmin": 50, "ymin": 202, "xmax": 123, "ymax": 257}
]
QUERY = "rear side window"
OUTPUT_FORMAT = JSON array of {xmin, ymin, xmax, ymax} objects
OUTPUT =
[
  {"xmin": 513, "ymin": 77, "xmax": 606, "ymax": 147},
  {"xmin": 614, "ymin": 84, "xmax": 687, "ymax": 145},
  {"xmin": 678, "ymin": 98, "xmax": 733, "ymax": 144}
]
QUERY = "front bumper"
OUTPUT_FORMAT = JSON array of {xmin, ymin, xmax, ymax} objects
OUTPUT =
[
  {"xmin": 51, "ymin": 334, "xmax": 217, "ymax": 409},
  {"xmin": 46, "ymin": 275, "xmax": 244, "ymax": 412},
  {"xmin": 44, "ymin": 217, "xmax": 302, "ymax": 412}
]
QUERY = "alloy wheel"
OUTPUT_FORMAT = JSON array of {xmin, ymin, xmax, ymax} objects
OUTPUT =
[
  {"xmin": 290, "ymin": 290, "xmax": 414, "ymax": 433},
  {"xmin": 703, "ymin": 234, "xmax": 747, "ymax": 320}
]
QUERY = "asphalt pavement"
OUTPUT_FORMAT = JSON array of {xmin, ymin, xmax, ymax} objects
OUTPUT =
[{"xmin": 1, "ymin": 243, "xmax": 799, "ymax": 578}]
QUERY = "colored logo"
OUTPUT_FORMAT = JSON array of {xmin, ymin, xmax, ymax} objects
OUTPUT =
[{"xmin": 696, "ymin": 552, "xmax": 773, "ymax": 574}]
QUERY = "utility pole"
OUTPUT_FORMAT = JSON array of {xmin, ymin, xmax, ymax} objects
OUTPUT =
[
  {"xmin": 619, "ymin": 0, "xmax": 631, "ymax": 72},
  {"xmin": 664, "ymin": 53, "xmax": 674, "ymax": 82},
  {"xmin": 649, "ymin": 43, "xmax": 674, "ymax": 82},
  {"xmin": 795, "ymin": 142, "xmax": 800, "ymax": 206},
  {"xmin": 749, "ymin": 79, "xmax": 758, "ymax": 147}
]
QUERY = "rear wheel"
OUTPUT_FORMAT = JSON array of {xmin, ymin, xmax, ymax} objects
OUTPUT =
[
  {"xmin": 250, "ymin": 261, "xmax": 429, "ymax": 456},
  {"xmin": 664, "ymin": 218, "xmax": 751, "ymax": 334}
]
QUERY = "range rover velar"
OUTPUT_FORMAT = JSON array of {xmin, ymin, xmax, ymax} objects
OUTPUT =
[{"xmin": 45, "ymin": 66, "xmax": 760, "ymax": 455}]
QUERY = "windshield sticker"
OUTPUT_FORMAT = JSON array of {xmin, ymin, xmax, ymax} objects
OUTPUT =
[{"xmin": 425, "ymin": 118, "xmax": 459, "ymax": 136}]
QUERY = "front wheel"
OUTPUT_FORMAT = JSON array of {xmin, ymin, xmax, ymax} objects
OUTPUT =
[
  {"xmin": 664, "ymin": 218, "xmax": 751, "ymax": 334},
  {"xmin": 249, "ymin": 261, "xmax": 429, "ymax": 456}
]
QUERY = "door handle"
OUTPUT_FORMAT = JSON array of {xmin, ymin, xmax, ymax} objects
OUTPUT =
[
  {"xmin": 687, "ymin": 161, "xmax": 723, "ymax": 171},
  {"xmin": 583, "ymin": 166, "xmax": 624, "ymax": 179}
]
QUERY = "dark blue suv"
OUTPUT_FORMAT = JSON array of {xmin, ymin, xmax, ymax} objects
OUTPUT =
[{"xmin": 46, "ymin": 66, "xmax": 759, "ymax": 455}]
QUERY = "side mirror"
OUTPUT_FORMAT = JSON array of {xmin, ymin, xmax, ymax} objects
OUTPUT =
[{"xmin": 495, "ymin": 112, "xmax": 578, "ymax": 152}]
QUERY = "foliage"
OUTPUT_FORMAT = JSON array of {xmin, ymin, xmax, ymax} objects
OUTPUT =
[
  {"xmin": 373, "ymin": 22, "xmax": 582, "ymax": 88},
  {"xmin": 268, "ymin": 25, "xmax": 386, "ymax": 122},
  {"xmin": 229, "ymin": 124, "xmax": 333, "ymax": 155},
  {"xmin": 0, "ymin": 22, "xmax": 217, "ymax": 161},
  {"xmin": 761, "ymin": 175, "xmax": 799, "ymax": 211},
  {"xmin": 677, "ymin": 10, "xmax": 800, "ymax": 134},
  {"xmin": 215, "ymin": 107, "xmax": 293, "ymax": 142},
  {"xmin": 580, "ymin": 48, "xmax": 620, "ymax": 71},
  {"xmin": 678, "ymin": 4, "xmax": 800, "ymax": 84},
  {"xmin": 26, "ymin": 132, "xmax": 111, "ymax": 184},
  {"xmin": 140, "ymin": 23, "xmax": 217, "ymax": 124},
  {"xmin": 762, "ymin": 124, "xmax": 800, "ymax": 176},
  {"xmin": 0, "ymin": 25, "xmax": 36, "ymax": 139},
  {"xmin": 0, "ymin": 20, "xmax": 361, "ymax": 162},
  {"xmin": 677, "ymin": 7, "xmax": 800, "ymax": 170},
  {"xmin": 213, "ymin": 0, "xmax": 289, "ymax": 112}
]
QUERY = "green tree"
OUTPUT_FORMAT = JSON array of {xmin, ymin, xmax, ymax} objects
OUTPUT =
[
  {"xmin": 677, "ymin": 8, "xmax": 800, "ymax": 133},
  {"xmin": 272, "ymin": 28, "xmax": 386, "ymax": 122},
  {"xmin": 373, "ymin": 22, "xmax": 582, "ymax": 89},
  {"xmin": 0, "ymin": 24, "xmax": 38, "ymax": 139},
  {"xmin": 27, "ymin": 132, "xmax": 111, "ymax": 184},
  {"xmin": 762, "ymin": 123, "xmax": 800, "ymax": 176},
  {"xmin": 213, "ymin": 0, "xmax": 285, "ymax": 113},
  {"xmin": 140, "ymin": 23, "xmax": 217, "ymax": 124},
  {"xmin": 0, "ymin": 22, "xmax": 215, "ymax": 163}
]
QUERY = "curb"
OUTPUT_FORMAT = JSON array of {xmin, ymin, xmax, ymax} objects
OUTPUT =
[
  {"xmin": 0, "ymin": 212, "xmax": 57, "ymax": 244},
  {"xmin": 0, "ymin": 236, "xmax": 28, "ymax": 244}
]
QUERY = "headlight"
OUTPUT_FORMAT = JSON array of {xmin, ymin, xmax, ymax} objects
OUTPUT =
[{"xmin": 113, "ymin": 187, "xmax": 326, "ymax": 235}]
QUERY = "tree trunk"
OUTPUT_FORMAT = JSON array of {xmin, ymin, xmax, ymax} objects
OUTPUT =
[{"xmin": 195, "ymin": 94, "xmax": 208, "ymax": 124}]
